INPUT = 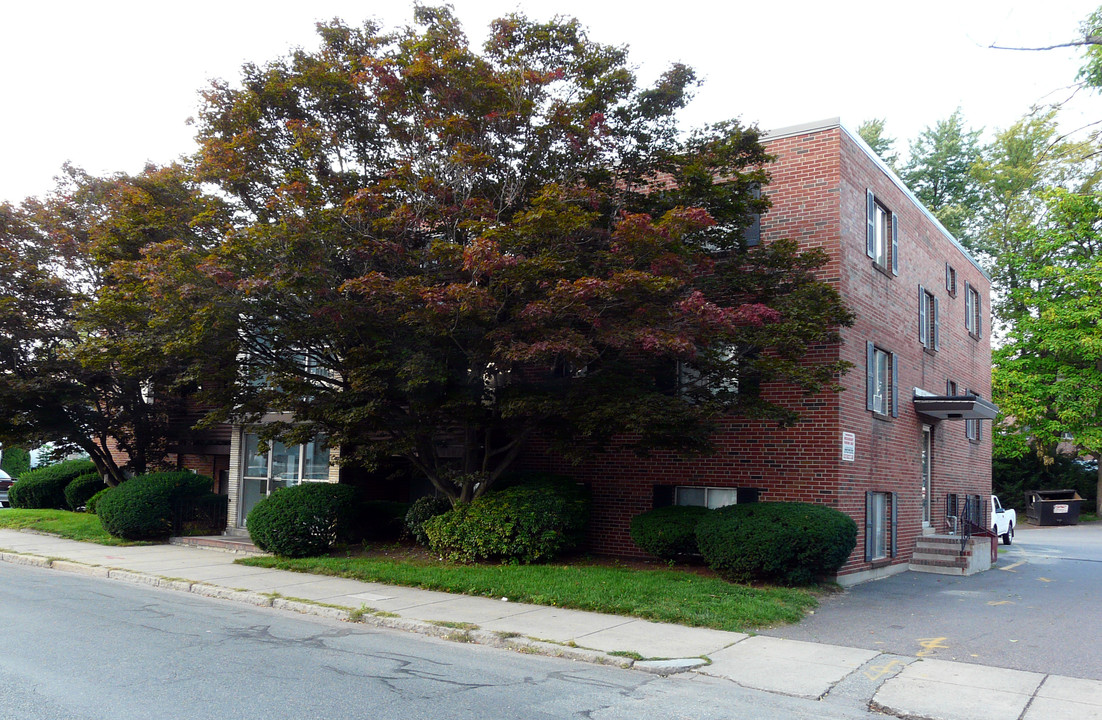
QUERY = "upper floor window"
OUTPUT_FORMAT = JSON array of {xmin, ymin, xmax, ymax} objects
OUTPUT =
[
  {"xmin": 866, "ymin": 342, "xmax": 898, "ymax": 418},
  {"xmin": 919, "ymin": 286, "xmax": 939, "ymax": 351},
  {"xmin": 677, "ymin": 344, "xmax": 743, "ymax": 398},
  {"xmin": 964, "ymin": 282, "xmax": 982, "ymax": 339},
  {"xmin": 742, "ymin": 184, "xmax": 762, "ymax": 248},
  {"xmin": 866, "ymin": 189, "xmax": 898, "ymax": 276},
  {"xmin": 945, "ymin": 263, "xmax": 957, "ymax": 296}
]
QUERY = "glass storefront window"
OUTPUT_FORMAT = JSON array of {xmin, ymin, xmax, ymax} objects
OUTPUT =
[
  {"xmin": 270, "ymin": 440, "xmax": 300, "ymax": 482},
  {"xmin": 240, "ymin": 432, "xmax": 329, "ymax": 523},
  {"xmin": 244, "ymin": 434, "xmax": 267, "ymax": 477},
  {"xmin": 303, "ymin": 438, "xmax": 329, "ymax": 480}
]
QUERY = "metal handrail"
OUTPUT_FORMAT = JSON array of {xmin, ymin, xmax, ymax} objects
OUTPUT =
[{"xmin": 946, "ymin": 493, "xmax": 988, "ymax": 556}]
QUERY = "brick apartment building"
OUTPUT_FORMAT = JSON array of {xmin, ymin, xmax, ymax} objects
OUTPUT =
[
  {"xmin": 145, "ymin": 118, "xmax": 994, "ymax": 585},
  {"xmin": 521, "ymin": 118, "xmax": 996, "ymax": 584}
]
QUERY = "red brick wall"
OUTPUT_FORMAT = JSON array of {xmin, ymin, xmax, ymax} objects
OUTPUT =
[{"xmin": 520, "ymin": 122, "xmax": 994, "ymax": 579}]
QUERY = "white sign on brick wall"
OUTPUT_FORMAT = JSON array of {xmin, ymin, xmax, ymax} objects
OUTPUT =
[{"xmin": 842, "ymin": 432, "xmax": 856, "ymax": 462}]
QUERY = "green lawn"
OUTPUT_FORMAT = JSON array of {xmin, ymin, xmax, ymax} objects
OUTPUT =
[
  {"xmin": 0, "ymin": 509, "xmax": 147, "ymax": 546},
  {"xmin": 239, "ymin": 552, "xmax": 819, "ymax": 632}
]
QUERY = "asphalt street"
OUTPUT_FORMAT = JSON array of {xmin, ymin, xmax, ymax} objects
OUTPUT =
[
  {"xmin": 0, "ymin": 562, "xmax": 885, "ymax": 720},
  {"xmin": 763, "ymin": 523, "xmax": 1102, "ymax": 680}
]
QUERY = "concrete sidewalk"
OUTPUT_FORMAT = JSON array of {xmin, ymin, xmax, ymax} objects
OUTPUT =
[{"xmin": 1, "ymin": 528, "xmax": 1098, "ymax": 720}]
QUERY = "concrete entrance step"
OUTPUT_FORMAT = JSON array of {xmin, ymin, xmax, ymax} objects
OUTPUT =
[
  {"xmin": 169, "ymin": 535, "xmax": 267, "ymax": 556},
  {"xmin": 909, "ymin": 534, "xmax": 990, "ymax": 576}
]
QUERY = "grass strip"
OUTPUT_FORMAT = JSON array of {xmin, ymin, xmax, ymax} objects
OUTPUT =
[
  {"xmin": 238, "ymin": 554, "xmax": 817, "ymax": 632},
  {"xmin": 0, "ymin": 509, "xmax": 147, "ymax": 546}
]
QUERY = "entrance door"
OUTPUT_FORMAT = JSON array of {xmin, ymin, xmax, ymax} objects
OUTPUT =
[{"xmin": 921, "ymin": 426, "xmax": 932, "ymax": 525}]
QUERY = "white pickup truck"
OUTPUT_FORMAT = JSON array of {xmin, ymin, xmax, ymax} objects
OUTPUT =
[{"xmin": 992, "ymin": 495, "xmax": 1016, "ymax": 545}]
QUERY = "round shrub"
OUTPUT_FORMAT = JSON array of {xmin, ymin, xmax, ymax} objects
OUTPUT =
[
  {"xmin": 404, "ymin": 495, "xmax": 451, "ymax": 545},
  {"xmin": 696, "ymin": 502, "xmax": 858, "ymax": 585},
  {"xmin": 86, "ymin": 487, "xmax": 113, "ymax": 515},
  {"xmin": 423, "ymin": 476, "xmax": 590, "ymax": 563},
  {"xmin": 630, "ymin": 505, "xmax": 710, "ymax": 560},
  {"xmin": 246, "ymin": 482, "xmax": 357, "ymax": 557},
  {"xmin": 97, "ymin": 472, "xmax": 215, "ymax": 540},
  {"xmin": 65, "ymin": 472, "xmax": 108, "ymax": 511},
  {"xmin": 8, "ymin": 459, "xmax": 98, "ymax": 509}
]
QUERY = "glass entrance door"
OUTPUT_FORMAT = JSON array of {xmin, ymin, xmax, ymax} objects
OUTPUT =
[{"xmin": 921, "ymin": 426, "xmax": 932, "ymax": 525}]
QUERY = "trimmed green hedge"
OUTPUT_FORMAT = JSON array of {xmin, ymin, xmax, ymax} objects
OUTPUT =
[
  {"xmin": 630, "ymin": 505, "xmax": 710, "ymax": 560},
  {"xmin": 247, "ymin": 482, "xmax": 357, "ymax": 557},
  {"xmin": 86, "ymin": 487, "xmax": 113, "ymax": 515},
  {"xmin": 65, "ymin": 472, "xmax": 108, "ymax": 511},
  {"xmin": 97, "ymin": 472, "xmax": 215, "ymax": 540},
  {"xmin": 8, "ymin": 459, "xmax": 98, "ymax": 510},
  {"xmin": 696, "ymin": 502, "xmax": 857, "ymax": 585},
  {"xmin": 404, "ymin": 495, "xmax": 451, "ymax": 545},
  {"xmin": 424, "ymin": 476, "xmax": 590, "ymax": 563}
]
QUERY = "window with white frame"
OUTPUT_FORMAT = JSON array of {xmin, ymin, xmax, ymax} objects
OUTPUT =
[
  {"xmin": 864, "ymin": 491, "xmax": 897, "ymax": 561},
  {"xmin": 919, "ymin": 286, "xmax": 939, "ymax": 351},
  {"xmin": 675, "ymin": 486, "xmax": 739, "ymax": 509},
  {"xmin": 866, "ymin": 342, "xmax": 897, "ymax": 417},
  {"xmin": 945, "ymin": 263, "xmax": 957, "ymax": 296},
  {"xmin": 866, "ymin": 189, "xmax": 898, "ymax": 275},
  {"xmin": 964, "ymin": 282, "xmax": 982, "ymax": 339}
]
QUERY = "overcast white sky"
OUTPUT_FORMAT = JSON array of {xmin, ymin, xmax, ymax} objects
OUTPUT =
[{"xmin": 2, "ymin": 1, "xmax": 1099, "ymax": 204}]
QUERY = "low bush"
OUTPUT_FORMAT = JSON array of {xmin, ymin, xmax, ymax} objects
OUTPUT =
[
  {"xmin": 630, "ymin": 505, "xmax": 710, "ymax": 560},
  {"xmin": 247, "ymin": 482, "xmax": 357, "ymax": 557},
  {"xmin": 404, "ymin": 495, "xmax": 451, "ymax": 545},
  {"xmin": 352, "ymin": 500, "xmax": 410, "ymax": 542},
  {"xmin": 65, "ymin": 472, "xmax": 108, "ymax": 511},
  {"xmin": 8, "ymin": 459, "xmax": 98, "ymax": 510},
  {"xmin": 97, "ymin": 472, "xmax": 215, "ymax": 540},
  {"xmin": 696, "ymin": 502, "xmax": 857, "ymax": 585},
  {"xmin": 424, "ymin": 476, "xmax": 590, "ymax": 563},
  {"xmin": 86, "ymin": 487, "xmax": 113, "ymax": 515}
]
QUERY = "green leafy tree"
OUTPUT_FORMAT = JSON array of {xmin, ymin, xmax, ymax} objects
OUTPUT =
[
  {"xmin": 0, "ymin": 165, "xmax": 224, "ymax": 484},
  {"xmin": 145, "ymin": 8, "xmax": 853, "ymax": 504},
  {"xmin": 900, "ymin": 109, "xmax": 983, "ymax": 244},
  {"xmin": 971, "ymin": 111, "xmax": 1100, "ymax": 315},
  {"xmin": 0, "ymin": 446, "xmax": 30, "ymax": 478},
  {"xmin": 992, "ymin": 189, "xmax": 1102, "ymax": 513},
  {"xmin": 1078, "ymin": 6, "xmax": 1102, "ymax": 89},
  {"xmin": 856, "ymin": 118, "xmax": 897, "ymax": 169}
]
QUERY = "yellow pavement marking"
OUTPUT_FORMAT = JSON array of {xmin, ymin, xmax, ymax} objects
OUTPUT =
[
  {"xmin": 999, "ymin": 560, "xmax": 1026, "ymax": 572},
  {"xmin": 1038, "ymin": 577, "xmax": 1053, "ymax": 582},
  {"xmin": 864, "ymin": 659, "xmax": 905, "ymax": 681},
  {"xmin": 987, "ymin": 600, "xmax": 1014, "ymax": 606},
  {"xmin": 916, "ymin": 637, "xmax": 949, "ymax": 656}
]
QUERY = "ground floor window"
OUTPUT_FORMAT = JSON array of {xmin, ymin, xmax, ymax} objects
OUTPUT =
[
  {"xmin": 865, "ymin": 491, "xmax": 897, "ymax": 561},
  {"xmin": 675, "ymin": 486, "xmax": 739, "ymax": 509},
  {"xmin": 240, "ymin": 433, "xmax": 329, "ymax": 523}
]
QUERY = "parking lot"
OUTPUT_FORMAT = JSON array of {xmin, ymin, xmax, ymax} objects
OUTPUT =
[{"xmin": 763, "ymin": 523, "xmax": 1102, "ymax": 680}]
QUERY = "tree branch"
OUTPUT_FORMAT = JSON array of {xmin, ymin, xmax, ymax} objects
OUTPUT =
[{"xmin": 988, "ymin": 37, "xmax": 1102, "ymax": 52}]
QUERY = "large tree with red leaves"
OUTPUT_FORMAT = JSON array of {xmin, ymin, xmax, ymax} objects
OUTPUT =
[{"xmin": 142, "ymin": 7, "xmax": 852, "ymax": 502}]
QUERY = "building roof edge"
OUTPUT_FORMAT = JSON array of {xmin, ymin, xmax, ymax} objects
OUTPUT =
[{"xmin": 761, "ymin": 118, "xmax": 992, "ymax": 283}]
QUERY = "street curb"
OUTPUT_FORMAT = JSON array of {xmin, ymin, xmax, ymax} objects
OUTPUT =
[{"xmin": 3, "ymin": 551, "xmax": 639, "ymax": 670}]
